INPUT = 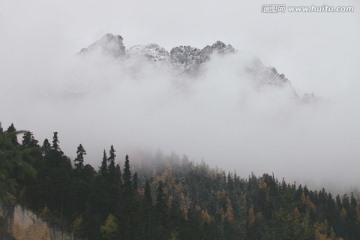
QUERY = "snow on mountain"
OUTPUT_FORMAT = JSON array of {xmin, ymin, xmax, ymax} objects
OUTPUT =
[
  {"xmin": 126, "ymin": 44, "xmax": 170, "ymax": 62},
  {"xmin": 170, "ymin": 41, "xmax": 235, "ymax": 74},
  {"xmin": 79, "ymin": 33, "xmax": 313, "ymax": 99},
  {"xmin": 79, "ymin": 33, "xmax": 126, "ymax": 58},
  {"xmin": 201, "ymin": 41, "xmax": 236, "ymax": 57},
  {"xmin": 246, "ymin": 58, "xmax": 292, "ymax": 88},
  {"xmin": 79, "ymin": 34, "xmax": 236, "ymax": 74},
  {"xmin": 170, "ymin": 45, "xmax": 203, "ymax": 73}
]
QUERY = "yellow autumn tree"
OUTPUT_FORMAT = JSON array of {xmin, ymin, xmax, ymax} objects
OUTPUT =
[
  {"xmin": 73, "ymin": 215, "xmax": 83, "ymax": 237},
  {"xmin": 201, "ymin": 210, "xmax": 214, "ymax": 224},
  {"xmin": 258, "ymin": 177, "xmax": 267, "ymax": 190},
  {"xmin": 301, "ymin": 192, "xmax": 316, "ymax": 210},
  {"xmin": 225, "ymin": 197, "xmax": 234, "ymax": 223},
  {"xmin": 314, "ymin": 220, "xmax": 337, "ymax": 240},
  {"xmin": 100, "ymin": 214, "xmax": 118, "ymax": 240},
  {"xmin": 248, "ymin": 206, "xmax": 255, "ymax": 226}
]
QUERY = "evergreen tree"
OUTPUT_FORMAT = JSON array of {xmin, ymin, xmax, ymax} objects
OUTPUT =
[
  {"xmin": 108, "ymin": 145, "xmax": 116, "ymax": 161},
  {"xmin": 0, "ymin": 125, "xmax": 35, "ymax": 200},
  {"xmin": 100, "ymin": 150, "xmax": 108, "ymax": 177},
  {"xmin": 74, "ymin": 144, "xmax": 86, "ymax": 170},
  {"xmin": 108, "ymin": 145, "xmax": 116, "ymax": 182},
  {"xmin": 52, "ymin": 131, "xmax": 60, "ymax": 151},
  {"xmin": 42, "ymin": 139, "xmax": 51, "ymax": 156},
  {"xmin": 133, "ymin": 172, "xmax": 138, "ymax": 191},
  {"xmin": 6, "ymin": 123, "xmax": 18, "ymax": 144},
  {"xmin": 142, "ymin": 179, "xmax": 154, "ymax": 239},
  {"xmin": 155, "ymin": 181, "xmax": 167, "ymax": 214},
  {"xmin": 121, "ymin": 154, "xmax": 133, "ymax": 239},
  {"xmin": 115, "ymin": 163, "xmax": 122, "ymax": 186},
  {"xmin": 154, "ymin": 180, "xmax": 168, "ymax": 239},
  {"xmin": 144, "ymin": 180, "xmax": 153, "ymax": 208},
  {"xmin": 22, "ymin": 131, "xmax": 39, "ymax": 148},
  {"xmin": 123, "ymin": 155, "xmax": 132, "ymax": 195}
]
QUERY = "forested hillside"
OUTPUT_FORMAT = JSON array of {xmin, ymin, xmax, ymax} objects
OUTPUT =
[{"xmin": 1, "ymin": 123, "xmax": 359, "ymax": 240}]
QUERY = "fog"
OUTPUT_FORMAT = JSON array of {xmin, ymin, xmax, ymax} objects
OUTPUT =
[{"xmin": 0, "ymin": 0, "xmax": 359, "ymax": 194}]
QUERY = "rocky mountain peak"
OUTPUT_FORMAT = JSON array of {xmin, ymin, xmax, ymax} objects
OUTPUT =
[
  {"xmin": 210, "ymin": 41, "xmax": 235, "ymax": 54},
  {"xmin": 169, "ymin": 45, "xmax": 203, "ymax": 73},
  {"xmin": 126, "ymin": 44, "xmax": 170, "ymax": 62},
  {"xmin": 78, "ymin": 34, "xmax": 306, "ymax": 97},
  {"xmin": 79, "ymin": 33, "xmax": 125, "ymax": 58}
]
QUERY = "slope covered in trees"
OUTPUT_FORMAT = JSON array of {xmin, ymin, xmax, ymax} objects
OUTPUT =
[{"xmin": 0, "ymin": 123, "xmax": 359, "ymax": 240}]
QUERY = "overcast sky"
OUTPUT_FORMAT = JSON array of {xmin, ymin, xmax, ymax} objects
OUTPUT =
[{"xmin": 0, "ymin": 0, "xmax": 359, "ymax": 194}]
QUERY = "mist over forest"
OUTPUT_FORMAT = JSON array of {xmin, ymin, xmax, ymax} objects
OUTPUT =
[
  {"xmin": 1, "ymin": 0, "xmax": 359, "ymax": 195},
  {"xmin": 1, "ymin": 1, "xmax": 360, "ymax": 239}
]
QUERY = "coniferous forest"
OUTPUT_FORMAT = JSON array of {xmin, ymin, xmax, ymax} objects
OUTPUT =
[{"xmin": 1, "ymin": 123, "xmax": 359, "ymax": 240}]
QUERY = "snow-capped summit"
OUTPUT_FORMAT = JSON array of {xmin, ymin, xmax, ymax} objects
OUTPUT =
[
  {"xmin": 80, "ymin": 34, "xmax": 237, "ymax": 74},
  {"xmin": 78, "ymin": 34, "xmax": 310, "ymax": 98},
  {"xmin": 126, "ymin": 44, "xmax": 170, "ymax": 62},
  {"xmin": 246, "ymin": 58, "xmax": 291, "ymax": 88},
  {"xmin": 201, "ymin": 41, "xmax": 235, "ymax": 57},
  {"xmin": 79, "ymin": 33, "xmax": 125, "ymax": 58},
  {"xmin": 169, "ymin": 41, "xmax": 235, "ymax": 73},
  {"xmin": 170, "ymin": 45, "xmax": 203, "ymax": 73}
]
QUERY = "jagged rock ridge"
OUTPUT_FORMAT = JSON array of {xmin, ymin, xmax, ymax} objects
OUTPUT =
[
  {"xmin": 80, "ymin": 33, "xmax": 125, "ymax": 58},
  {"xmin": 79, "ymin": 33, "xmax": 314, "ymax": 100},
  {"xmin": 127, "ymin": 44, "xmax": 170, "ymax": 62},
  {"xmin": 170, "ymin": 41, "xmax": 235, "ymax": 73},
  {"xmin": 79, "ymin": 33, "xmax": 237, "ymax": 74}
]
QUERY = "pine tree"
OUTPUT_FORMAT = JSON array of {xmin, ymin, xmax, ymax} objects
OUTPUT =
[
  {"xmin": 22, "ymin": 131, "xmax": 38, "ymax": 148},
  {"xmin": 108, "ymin": 145, "xmax": 116, "ymax": 182},
  {"xmin": 156, "ymin": 181, "xmax": 167, "ymax": 213},
  {"xmin": 154, "ymin": 180, "xmax": 169, "ymax": 239},
  {"xmin": 142, "ymin": 180, "xmax": 154, "ymax": 240},
  {"xmin": 52, "ymin": 132, "xmax": 60, "ymax": 151},
  {"xmin": 100, "ymin": 150, "xmax": 108, "ymax": 177},
  {"xmin": 0, "ymin": 125, "xmax": 35, "ymax": 200},
  {"xmin": 115, "ymin": 163, "xmax": 122, "ymax": 186},
  {"xmin": 144, "ymin": 180, "xmax": 153, "ymax": 208},
  {"xmin": 71, "ymin": 143, "xmax": 90, "ymax": 220},
  {"xmin": 123, "ymin": 155, "xmax": 132, "ymax": 195},
  {"xmin": 74, "ymin": 144, "xmax": 86, "ymax": 170},
  {"xmin": 6, "ymin": 123, "xmax": 18, "ymax": 144},
  {"xmin": 42, "ymin": 139, "xmax": 51, "ymax": 156},
  {"xmin": 133, "ymin": 172, "xmax": 138, "ymax": 191},
  {"xmin": 121, "ymin": 155, "xmax": 133, "ymax": 239}
]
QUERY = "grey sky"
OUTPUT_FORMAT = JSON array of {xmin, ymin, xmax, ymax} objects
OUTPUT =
[
  {"xmin": 1, "ymin": 0, "xmax": 359, "ymax": 93},
  {"xmin": 0, "ymin": 0, "xmax": 359, "ymax": 193}
]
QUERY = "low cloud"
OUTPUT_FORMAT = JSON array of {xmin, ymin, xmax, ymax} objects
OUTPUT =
[
  {"xmin": 1, "ymin": 43, "xmax": 359, "ymax": 195},
  {"xmin": 0, "ymin": 0, "xmax": 359, "ymax": 195}
]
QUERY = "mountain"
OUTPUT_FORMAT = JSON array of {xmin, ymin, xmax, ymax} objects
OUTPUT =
[
  {"xmin": 170, "ymin": 41, "xmax": 235, "ymax": 73},
  {"xmin": 79, "ymin": 33, "xmax": 315, "ymax": 100},
  {"xmin": 246, "ymin": 58, "xmax": 293, "ymax": 89},
  {"xmin": 79, "ymin": 34, "xmax": 236, "ymax": 74},
  {"xmin": 79, "ymin": 33, "xmax": 126, "ymax": 58},
  {"xmin": 127, "ymin": 44, "xmax": 170, "ymax": 62}
]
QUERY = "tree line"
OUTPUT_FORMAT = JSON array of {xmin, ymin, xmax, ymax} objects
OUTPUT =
[{"xmin": 0, "ymin": 123, "xmax": 359, "ymax": 239}]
